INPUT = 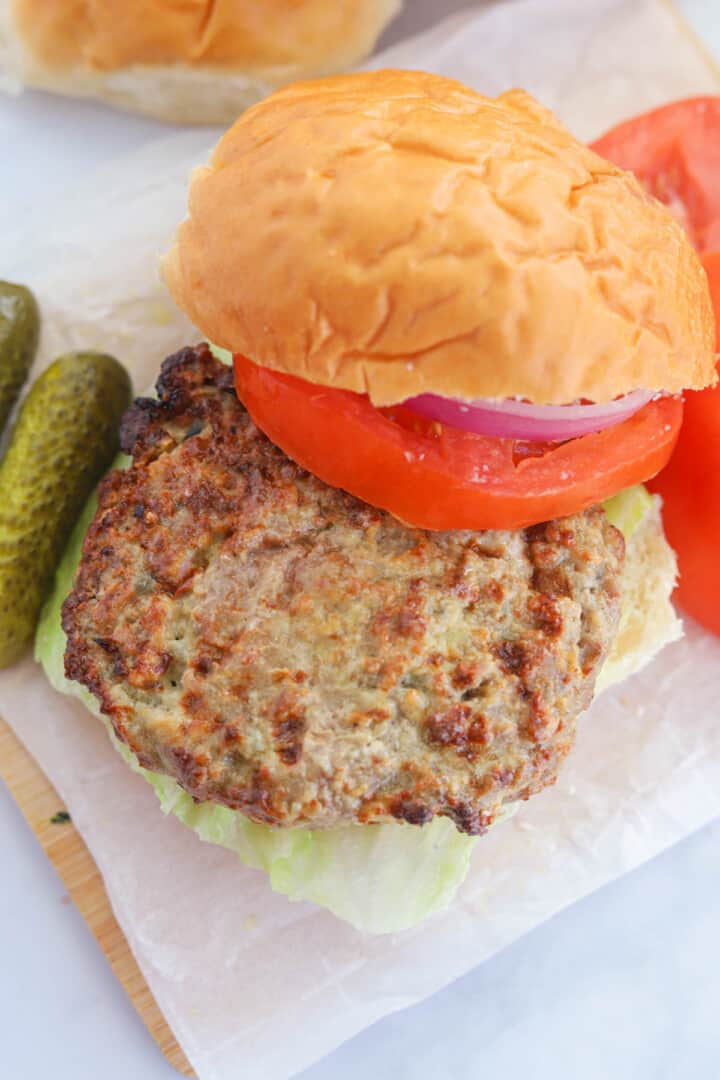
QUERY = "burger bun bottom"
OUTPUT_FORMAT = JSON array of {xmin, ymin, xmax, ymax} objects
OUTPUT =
[{"xmin": 599, "ymin": 497, "xmax": 682, "ymax": 693}]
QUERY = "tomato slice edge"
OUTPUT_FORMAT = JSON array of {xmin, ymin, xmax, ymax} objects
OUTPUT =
[{"xmin": 233, "ymin": 355, "xmax": 682, "ymax": 531}]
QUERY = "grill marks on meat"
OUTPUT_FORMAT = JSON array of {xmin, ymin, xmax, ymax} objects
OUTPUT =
[{"xmin": 62, "ymin": 345, "xmax": 625, "ymax": 835}]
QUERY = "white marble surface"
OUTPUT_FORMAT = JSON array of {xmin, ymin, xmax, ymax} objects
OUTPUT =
[{"xmin": 1, "ymin": 3, "xmax": 719, "ymax": 1078}]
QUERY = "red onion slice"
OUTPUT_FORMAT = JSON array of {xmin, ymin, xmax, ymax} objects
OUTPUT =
[{"xmin": 402, "ymin": 389, "xmax": 655, "ymax": 441}]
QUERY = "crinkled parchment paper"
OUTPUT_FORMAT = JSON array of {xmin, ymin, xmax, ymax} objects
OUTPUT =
[{"xmin": 2, "ymin": 2, "xmax": 719, "ymax": 1078}]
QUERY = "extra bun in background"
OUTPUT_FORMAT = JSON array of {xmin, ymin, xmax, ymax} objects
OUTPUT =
[
  {"xmin": 164, "ymin": 70, "xmax": 716, "ymax": 405},
  {"xmin": 0, "ymin": 0, "xmax": 402, "ymax": 123}
]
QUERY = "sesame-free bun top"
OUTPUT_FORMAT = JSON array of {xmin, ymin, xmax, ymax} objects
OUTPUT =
[
  {"xmin": 164, "ymin": 70, "xmax": 716, "ymax": 405},
  {"xmin": 13, "ymin": 0, "xmax": 398, "ymax": 72},
  {"xmin": 5, "ymin": 1, "xmax": 401, "ymax": 123}
]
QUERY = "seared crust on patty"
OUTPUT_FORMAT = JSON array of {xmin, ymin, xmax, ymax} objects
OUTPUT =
[{"xmin": 63, "ymin": 345, "xmax": 624, "ymax": 834}]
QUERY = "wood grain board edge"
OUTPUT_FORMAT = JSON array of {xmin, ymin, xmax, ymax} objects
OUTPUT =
[{"xmin": 0, "ymin": 716, "xmax": 196, "ymax": 1079}]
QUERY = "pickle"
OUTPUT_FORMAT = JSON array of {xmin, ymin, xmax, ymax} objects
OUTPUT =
[
  {"xmin": 0, "ymin": 351, "xmax": 132, "ymax": 667},
  {"xmin": 0, "ymin": 281, "xmax": 39, "ymax": 437}
]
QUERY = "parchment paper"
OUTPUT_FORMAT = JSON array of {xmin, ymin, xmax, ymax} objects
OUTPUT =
[{"xmin": 2, "ymin": 3, "xmax": 720, "ymax": 1078}]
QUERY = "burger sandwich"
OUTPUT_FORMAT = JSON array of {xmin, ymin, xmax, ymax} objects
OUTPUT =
[{"xmin": 37, "ymin": 71, "xmax": 717, "ymax": 933}]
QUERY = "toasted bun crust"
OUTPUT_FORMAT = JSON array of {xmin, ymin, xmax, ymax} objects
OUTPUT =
[
  {"xmin": 0, "ymin": 0, "xmax": 401, "ymax": 124},
  {"xmin": 164, "ymin": 70, "xmax": 716, "ymax": 405}
]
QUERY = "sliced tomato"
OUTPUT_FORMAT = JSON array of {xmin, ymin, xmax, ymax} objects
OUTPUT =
[
  {"xmin": 593, "ymin": 101, "xmax": 720, "ymax": 635},
  {"xmin": 654, "ymin": 379, "xmax": 720, "ymax": 636},
  {"xmin": 591, "ymin": 97, "xmax": 720, "ymax": 251},
  {"xmin": 650, "ymin": 253, "xmax": 720, "ymax": 635},
  {"xmin": 234, "ymin": 355, "xmax": 681, "ymax": 532}
]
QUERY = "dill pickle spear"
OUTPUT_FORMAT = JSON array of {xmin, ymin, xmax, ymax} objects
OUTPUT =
[
  {"xmin": 0, "ymin": 282, "xmax": 39, "ymax": 436},
  {"xmin": 0, "ymin": 351, "xmax": 132, "ymax": 667}
]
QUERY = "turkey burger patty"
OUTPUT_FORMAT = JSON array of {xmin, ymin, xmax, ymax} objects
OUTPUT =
[{"xmin": 62, "ymin": 346, "xmax": 625, "ymax": 835}]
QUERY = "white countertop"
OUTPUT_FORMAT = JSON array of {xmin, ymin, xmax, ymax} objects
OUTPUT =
[{"xmin": 2, "ymin": 3, "xmax": 719, "ymax": 1078}]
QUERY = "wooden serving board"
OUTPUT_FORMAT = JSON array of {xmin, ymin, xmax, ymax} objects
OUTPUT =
[{"xmin": 0, "ymin": 717, "xmax": 195, "ymax": 1078}]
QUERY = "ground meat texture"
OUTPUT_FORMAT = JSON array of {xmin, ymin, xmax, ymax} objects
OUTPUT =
[{"xmin": 62, "ymin": 345, "xmax": 625, "ymax": 835}]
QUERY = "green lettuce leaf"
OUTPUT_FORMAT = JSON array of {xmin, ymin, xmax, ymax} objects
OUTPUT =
[
  {"xmin": 207, "ymin": 342, "xmax": 233, "ymax": 366},
  {"xmin": 603, "ymin": 484, "xmax": 654, "ymax": 540}
]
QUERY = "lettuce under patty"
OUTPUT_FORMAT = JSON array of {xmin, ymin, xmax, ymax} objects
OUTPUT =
[{"xmin": 34, "ymin": 473, "xmax": 649, "ymax": 933}]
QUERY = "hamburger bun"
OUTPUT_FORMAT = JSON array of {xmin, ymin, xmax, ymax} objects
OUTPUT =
[
  {"xmin": 0, "ymin": 0, "xmax": 402, "ymax": 124},
  {"xmin": 164, "ymin": 70, "xmax": 716, "ymax": 405},
  {"xmin": 597, "ymin": 495, "xmax": 682, "ymax": 693}
]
